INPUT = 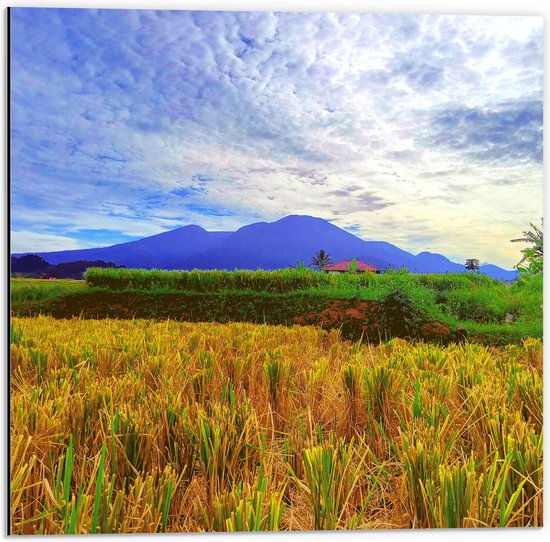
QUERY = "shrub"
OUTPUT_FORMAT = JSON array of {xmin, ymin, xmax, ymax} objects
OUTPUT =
[
  {"xmin": 443, "ymin": 289, "xmax": 509, "ymax": 324},
  {"xmin": 376, "ymin": 282, "xmax": 426, "ymax": 338}
]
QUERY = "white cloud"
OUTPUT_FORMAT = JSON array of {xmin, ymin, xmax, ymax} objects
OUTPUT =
[{"xmin": 11, "ymin": 231, "xmax": 82, "ymax": 253}]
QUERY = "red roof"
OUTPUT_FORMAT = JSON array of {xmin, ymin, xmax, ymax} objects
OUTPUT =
[{"xmin": 324, "ymin": 260, "xmax": 379, "ymax": 272}]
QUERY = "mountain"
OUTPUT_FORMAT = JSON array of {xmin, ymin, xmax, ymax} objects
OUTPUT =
[
  {"xmin": 13, "ymin": 215, "xmax": 518, "ymax": 280},
  {"xmin": 186, "ymin": 215, "xmax": 393, "ymax": 270},
  {"xmin": 475, "ymin": 264, "xmax": 519, "ymax": 282},
  {"xmin": 13, "ymin": 226, "xmax": 232, "ymax": 269},
  {"xmin": 412, "ymin": 251, "xmax": 463, "ymax": 273}
]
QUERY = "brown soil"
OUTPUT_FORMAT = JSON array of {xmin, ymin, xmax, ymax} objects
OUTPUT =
[
  {"xmin": 292, "ymin": 299, "xmax": 381, "ymax": 333},
  {"xmin": 420, "ymin": 320, "xmax": 453, "ymax": 342},
  {"xmin": 292, "ymin": 299, "xmax": 459, "ymax": 343}
]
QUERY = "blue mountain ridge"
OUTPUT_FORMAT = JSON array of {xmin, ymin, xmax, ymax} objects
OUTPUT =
[{"xmin": 13, "ymin": 215, "xmax": 518, "ymax": 280}]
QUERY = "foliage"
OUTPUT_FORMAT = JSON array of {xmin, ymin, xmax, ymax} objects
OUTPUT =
[
  {"xmin": 376, "ymin": 270, "xmax": 427, "ymax": 337},
  {"xmin": 465, "ymin": 259, "xmax": 480, "ymax": 273},
  {"xmin": 293, "ymin": 437, "xmax": 368, "ymax": 530},
  {"xmin": 10, "ymin": 317, "xmax": 542, "ymax": 532},
  {"xmin": 511, "ymin": 220, "xmax": 543, "ymax": 276},
  {"xmin": 11, "ymin": 257, "xmax": 122, "ymax": 279},
  {"xmin": 212, "ymin": 477, "xmax": 286, "ymax": 531},
  {"xmin": 347, "ymin": 258, "xmax": 358, "ymax": 273},
  {"xmin": 443, "ymin": 288, "xmax": 509, "ymax": 324},
  {"xmin": 11, "ymin": 254, "xmax": 50, "ymax": 273},
  {"xmin": 310, "ymin": 249, "xmax": 333, "ymax": 271},
  {"xmin": 517, "ymin": 249, "xmax": 543, "ymax": 277},
  {"xmin": 377, "ymin": 285, "xmax": 424, "ymax": 337}
]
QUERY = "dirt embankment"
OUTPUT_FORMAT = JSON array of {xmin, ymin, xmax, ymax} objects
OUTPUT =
[{"xmin": 292, "ymin": 299, "xmax": 459, "ymax": 343}]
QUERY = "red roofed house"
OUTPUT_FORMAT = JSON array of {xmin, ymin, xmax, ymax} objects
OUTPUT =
[{"xmin": 324, "ymin": 259, "xmax": 381, "ymax": 274}]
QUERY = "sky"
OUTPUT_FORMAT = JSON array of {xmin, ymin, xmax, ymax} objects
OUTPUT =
[{"xmin": 10, "ymin": 8, "xmax": 543, "ymax": 268}]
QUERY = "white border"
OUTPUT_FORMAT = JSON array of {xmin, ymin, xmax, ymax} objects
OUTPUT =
[
  {"xmin": 1, "ymin": 1, "xmax": 547, "ymax": 541},
  {"xmin": 0, "ymin": 1, "xmax": 547, "ymax": 15}
]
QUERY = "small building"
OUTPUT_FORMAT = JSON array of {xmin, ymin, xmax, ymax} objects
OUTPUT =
[{"xmin": 324, "ymin": 259, "xmax": 380, "ymax": 274}]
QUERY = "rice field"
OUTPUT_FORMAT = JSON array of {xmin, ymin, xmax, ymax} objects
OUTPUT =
[
  {"xmin": 10, "ymin": 316, "xmax": 543, "ymax": 533},
  {"xmin": 83, "ymin": 266, "xmax": 501, "ymax": 294}
]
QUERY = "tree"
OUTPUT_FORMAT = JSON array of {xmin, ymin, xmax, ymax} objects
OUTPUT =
[
  {"xmin": 310, "ymin": 249, "xmax": 333, "ymax": 271},
  {"xmin": 511, "ymin": 219, "xmax": 543, "ymax": 275},
  {"xmin": 11, "ymin": 254, "xmax": 49, "ymax": 273},
  {"xmin": 465, "ymin": 259, "xmax": 480, "ymax": 273}
]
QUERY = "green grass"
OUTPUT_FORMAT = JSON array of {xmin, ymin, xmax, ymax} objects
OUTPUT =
[{"xmin": 10, "ymin": 278, "xmax": 89, "ymax": 305}]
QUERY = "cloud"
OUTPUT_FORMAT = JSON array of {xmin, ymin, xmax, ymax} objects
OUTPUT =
[
  {"xmin": 11, "ymin": 230, "xmax": 83, "ymax": 253},
  {"xmin": 428, "ymin": 100, "xmax": 543, "ymax": 163},
  {"xmin": 9, "ymin": 9, "xmax": 543, "ymax": 268},
  {"xmin": 329, "ymin": 189, "xmax": 391, "ymax": 212}
]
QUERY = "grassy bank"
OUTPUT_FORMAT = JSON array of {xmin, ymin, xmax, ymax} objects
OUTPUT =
[
  {"xmin": 11, "ymin": 270, "xmax": 543, "ymax": 343},
  {"xmin": 11, "ymin": 317, "xmax": 543, "ymax": 533},
  {"xmin": 83, "ymin": 267, "xmax": 541, "ymax": 325}
]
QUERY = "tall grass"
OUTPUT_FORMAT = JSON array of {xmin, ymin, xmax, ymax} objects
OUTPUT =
[
  {"xmin": 84, "ymin": 267, "xmax": 344, "ymax": 292},
  {"xmin": 82, "ymin": 267, "xmax": 504, "ymax": 300},
  {"xmin": 10, "ymin": 317, "xmax": 543, "ymax": 532}
]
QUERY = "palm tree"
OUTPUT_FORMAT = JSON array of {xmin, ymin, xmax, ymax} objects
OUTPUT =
[
  {"xmin": 465, "ymin": 259, "xmax": 480, "ymax": 273},
  {"xmin": 310, "ymin": 249, "xmax": 333, "ymax": 271},
  {"xmin": 511, "ymin": 219, "xmax": 543, "ymax": 270}
]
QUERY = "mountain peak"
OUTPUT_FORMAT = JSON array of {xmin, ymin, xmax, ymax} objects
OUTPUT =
[
  {"xmin": 144, "ymin": 224, "xmax": 208, "ymax": 241},
  {"xmin": 176, "ymin": 224, "xmax": 207, "ymax": 233},
  {"xmin": 275, "ymin": 215, "xmax": 327, "ymax": 224},
  {"xmin": 416, "ymin": 251, "xmax": 448, "ymax": 260}
]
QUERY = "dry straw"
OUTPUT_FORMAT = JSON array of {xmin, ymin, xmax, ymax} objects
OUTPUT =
[{"xmin": 10, "ymin": 316, "xmax": 543, "ymax": 532}]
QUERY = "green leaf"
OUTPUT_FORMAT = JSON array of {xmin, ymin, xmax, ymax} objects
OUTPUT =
[{"xmin": 90, "ymin": 442, "xmax": 106, "ymax": 534}]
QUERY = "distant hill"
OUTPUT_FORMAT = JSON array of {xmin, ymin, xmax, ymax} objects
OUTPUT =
[
  {"xmin": 11, "ymin": 254, "xmax": 50, "ymax": 274},
  {"xmin": 12, "ymin": 215, "xmax": 519, "ymax": 280},
  {"xmin": 11, "ymin": 256, "xmax": 123, "ymax": 280}
]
